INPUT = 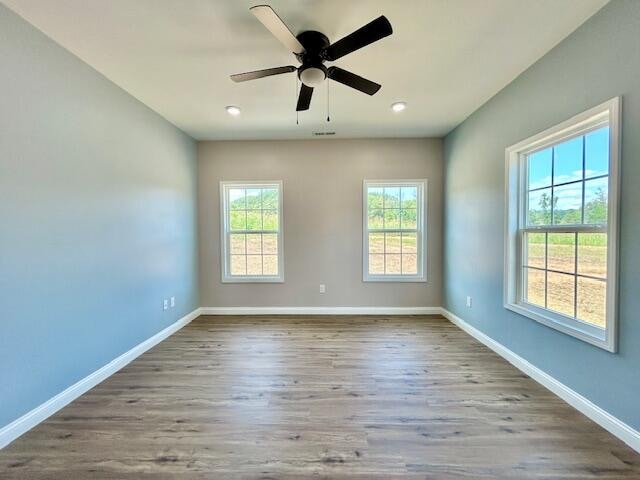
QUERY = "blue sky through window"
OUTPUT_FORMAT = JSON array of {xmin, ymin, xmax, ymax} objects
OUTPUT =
[
  {"xmin": 585, "ymin": 127, "xmax": 609, "ymax": 178},
  {"xmin": 528, "ymin": 148, "xmax": 552, "ymax": 190},
  {"xmin": 527, "ymin": 126, "xmax": 609, "ymax": 226},
  {"xmin": 553, "ymin": 136, "xmax": 583, "ymax": 184}
]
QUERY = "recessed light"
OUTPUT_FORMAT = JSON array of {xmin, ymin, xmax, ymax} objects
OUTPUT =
[
  {"xmin": 391, "ymin": 101, "xmax": 407, "ymax": 113},
  {"xmin": 225, "ymin": 105, "xmax": 241, "ymax": 116}
]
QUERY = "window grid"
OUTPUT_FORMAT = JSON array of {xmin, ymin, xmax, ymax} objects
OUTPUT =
[
  {"xmin": 550, "ymin": 146, "xmax": 555, "ymax": 225},
  {"xmin": 581, "ymin": 136, "xmax": 586, "ymax": 224},
  {"xmin": 371, "ymin": 209, "xmax": 417, "ymax": 276},
  {"xmin": 228, "ymin": 232, "xmax": 279, "ymax": 277},
  {"xmin": 523, "ymin": 239, "xmax": 607, "ymax": 304},
  {"xmin": 522, "ymin": 127, "xmax": 609, "ymax": 327},
  {"xmin": 527, "ymin": 173, "xmax": 609, "ymax": 193},
  {"xmin": 370, "ymin": 232, "xmax": 418, "ymax": 275}
]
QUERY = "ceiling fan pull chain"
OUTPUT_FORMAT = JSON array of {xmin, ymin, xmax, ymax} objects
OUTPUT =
[
  {"xmin": 326, "ymin": 80, "xmax": 331, "ymax": 122},
  {"xmin": 296, "ymin": 76, "xmax": 299, "ymax": 125}
]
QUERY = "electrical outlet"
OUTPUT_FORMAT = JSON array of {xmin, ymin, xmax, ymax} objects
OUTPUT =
[
  {"xmin": 319, "ymin": 284, "xmax": 326, "ymax": 294},
  {"xmin": 163, "ymin": 299, "xmax": 168, "ymax": 311},
  {"xmin": 170, "ymin": 296, "xmax": 175, "ymax": 308},
  {"xmin": 466, "ymin": 296, "xmax": 472, "ymax": 308}
]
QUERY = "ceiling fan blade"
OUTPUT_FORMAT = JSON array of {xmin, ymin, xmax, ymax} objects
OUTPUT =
[
  {"xmin": 327, "ymin": 67, "xmax": 381, "ymax": 95},
  {"xmin": 296, "ymin": 84, "xmax": 313, "ymax": 111},
  {"xmin": 230, "ymin": 66, "xmax": 296, "ymax": 83},
  {"xmin": 325, "ymin": 15, "xmax": 392, "ymax": 61},
  {"xmin": 250, "ymin": 5, "xmax": 305, "ymax": 54}
]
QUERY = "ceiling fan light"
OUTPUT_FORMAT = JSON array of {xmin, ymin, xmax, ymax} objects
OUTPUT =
[
  {"xmin": 225, "ymin": 105, "xmax": 241, "ymax": 116},
  {"xmin": 299, "ymin": 66, "xmax": 326, "ymax": 87},
  {"xmin": 391, "ymin": 101, "xmax": 407, "ymax": 112}
]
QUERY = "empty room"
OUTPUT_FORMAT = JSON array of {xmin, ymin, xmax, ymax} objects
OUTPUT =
[{"xmin": 1, "ymin": 0, "xmax": 639, "ymax": 477}]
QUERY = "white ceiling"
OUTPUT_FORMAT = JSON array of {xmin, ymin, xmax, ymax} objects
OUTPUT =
[{"xmin": 3, "ymin": 0, "xmax": 608, "ymax": 140}]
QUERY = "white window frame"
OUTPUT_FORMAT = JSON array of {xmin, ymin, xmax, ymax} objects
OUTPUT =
[
  {"xmin": 220, "ymin": 180, "xmax": 284, "ymax": 283},
  {"xmin": 363, "ymin": 179, "xmax": 427, "ymax": 282},
  {"xmin": 504, "ymin": 97, "xmax": 620, "ymax": 352}
]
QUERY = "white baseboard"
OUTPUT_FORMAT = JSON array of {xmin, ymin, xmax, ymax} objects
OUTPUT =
[
  {"xmin": 200, "ymin": 306, "xmax": 442, "ymax": 315},
  {"xmin": 5, "ymin": 306, "xmax": 637, "ymax": 454},
  {"xmin": 0, "ymin": 307, "xmax": 202, "ymax": 450},
  {"xmin": 441, "ymin": 308, "xmax": 640, "ymax": 453}
]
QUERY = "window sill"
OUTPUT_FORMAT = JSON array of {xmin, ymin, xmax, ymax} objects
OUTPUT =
[
  {"xmin": 363, "ymin": 275, "xmax": 427, "ymax": 283},
  {"xmin": 504, "ymin": 301, "xmax": 614, "ymax": 352},
  {"xmin": 222, "ymin": 276, "xmax": 284, "ymax": 284}
]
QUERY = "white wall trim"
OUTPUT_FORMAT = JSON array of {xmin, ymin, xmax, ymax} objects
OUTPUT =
[
  {"xmin": 0, "ymin": 307, "xmax": 202, "ymax": 450},
  {"xmin": 441, "ymin": 308, "xmax": 640, "ymax": 453},
  {"xmin": 200, "ymin": 306, "xmax": 442, "ymax": 315}
]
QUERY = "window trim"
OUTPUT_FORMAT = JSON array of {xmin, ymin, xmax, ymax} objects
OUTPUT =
[
  {"xmin": 219, "ymin": 180, "xmax": 284, "ymax": 283},
  {"xmin": 362, "ymin": 179, "xmax": 427, "ymax": 283},
  {"xmin": 504, "ymin": 97, "xmax": 621, "ymax": 352}
]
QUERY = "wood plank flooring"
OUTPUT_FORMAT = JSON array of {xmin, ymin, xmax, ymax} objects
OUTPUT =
[{"xmin": 1, "ymin": 315, "xmax": 639, "ymax": 479}]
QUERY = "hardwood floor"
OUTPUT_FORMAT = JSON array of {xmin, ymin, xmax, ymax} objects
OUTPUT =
[{"xmin": 1, "ymin": 315, "xmax": 639, "ymax": 479}]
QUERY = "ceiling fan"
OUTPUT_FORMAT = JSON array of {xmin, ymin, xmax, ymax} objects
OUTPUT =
[{"xmin": 230, "ymin": 5, "xmax": 393, "ymax": 111}]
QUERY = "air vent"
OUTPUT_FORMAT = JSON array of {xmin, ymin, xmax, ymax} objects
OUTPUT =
[{"xmin": 312, "ymin": 131, "xmax": 336, "ymax": 136}]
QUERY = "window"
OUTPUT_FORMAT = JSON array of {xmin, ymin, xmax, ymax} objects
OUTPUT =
[
  {"xmin": 220, "ymin": 181, "xmax": 283, "ymax": 282},
  {"xmin": 363, "ymin": 180, "xmax": 426, "ymax": 282},
  {"xmin": 505, "ymin": 98, "xmax": 620, "ymax": 351}
]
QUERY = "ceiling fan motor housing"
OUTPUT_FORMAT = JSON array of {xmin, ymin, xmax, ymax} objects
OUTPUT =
[{"xmin": 296, "ymin": 30, "xmax": 330, "ymax": 87}]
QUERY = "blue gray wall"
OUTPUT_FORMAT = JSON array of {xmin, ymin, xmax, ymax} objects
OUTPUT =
[
  {"xmin": 0, "ymin": 5, "xmax": 198, "ymax": 428},
  {"xmin": 444, "ymin": 0, "xmax": 640, "ymax": 430}
]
